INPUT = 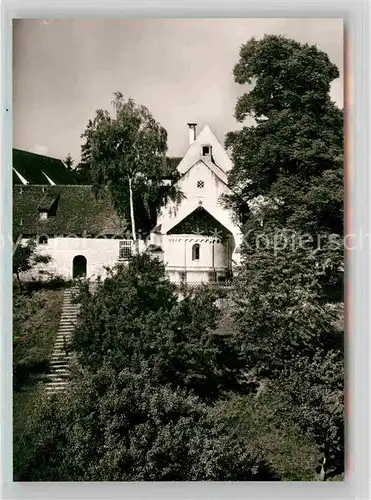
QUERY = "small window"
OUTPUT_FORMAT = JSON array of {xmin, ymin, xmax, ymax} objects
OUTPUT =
[
  {"xmin": 39, "ymin": 211, "xmax": 48, "ymax": 220},
  {"xmin": 179, "ymin": 271, "xmax": 187, "ymax": 283},
  {"xmin": 192, "ymin": 243, "xmax": 200, "ymax": 261},
  {"xmin": 38, "ymin": 235, "xmax": 48, "ymax": 245},
  {"xmin": 202, "ymin": 146, "xmax": 210, "ymax": 156},
  {"xmin": 197, "ymin": 180, "xmax": 204, "ymax": 189},
  {"xmin": 119, "ymin": 240, "xmax": 133, "ymax": 260}
]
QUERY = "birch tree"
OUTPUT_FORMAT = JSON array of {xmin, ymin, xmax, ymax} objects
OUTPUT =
[{"xmin": 84, "ymin": 92, "xmax": 181, "ymax": 244}]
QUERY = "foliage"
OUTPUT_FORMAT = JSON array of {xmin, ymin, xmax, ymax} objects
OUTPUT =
[
  {"xmin": 73, "ymin": 118, "xmax": 95, "ymax": 184},
  {"xmin": 13, "ymin": 284, "xmax": 28, "ymax": 341},
  {"xmin": 13, "ymin": 37, "xmax": 345, "ymax": 482},
  {"xmin": 232, "ymin": 35, "xmax": 339, "ymax": 120},
  {"xmin": 73, "ymin": 161, "xmax": 92, "ymax": 184},
  {"xmin": 13, "ymin": 284, "xmax": 64, "ymax": 475},
  {"xmin": 229, "ymin": 241, "xmax": 344, "ymax": 474},
  {"xmin": 71, "ymin": 254, "xmax": 243, "ymax": 400},
  {"xmin": 13, "ymin": 286, "xmax": 64, "ymax": 390},
  {"xmin": 230, "ymin": 243, "xmax": 342, "ymax": 378},
  {"xmin": 224, "ymin": 35, "xmax": 343, "ymax": 297},
  {"xmin": 273, "ymin": 351, "xmax": 344, "ymax": 475},
  {"xmin": 224, "ymin": 35, "xmax": 344, "ymax": 478},
  {"xmin": 15, "ymin": 366, "xmax": 275, "ymax": 481},
  {"xmin": 80, "ymin": 92, "xmax": 183, "ymax": 236},
  {"xmin": 22, "ymin": 275, "xmax": 74, "ymax": 293},
  {"xmin": 211, "ymin": 390, "xmax": 320, "ymax": 481},
  {"xmin": 64, "ymin": 153, "xmax": 74, "ymax": 171},
  {"xmin": 13, "ymin": 384, "xmax": 43, "ymax": 443},
  {"xmin": 12, "ymin": 239, "xmax": 51, "ymax": 287}
]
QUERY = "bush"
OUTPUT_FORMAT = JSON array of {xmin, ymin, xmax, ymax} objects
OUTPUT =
[
  {"xmin": 15, "ymin": 366, "xmax": 277, "ymax": 481},
  {"xmin": 23, "ymin": 275, "xmax": 73, "ymax": 293},
  {"xmin": 71, "ymin": 254, "xmax": 244, "ymax": 400},
  {"xmin": 211, "ymin": 390, "xmax": 320, "ymax": 481}
]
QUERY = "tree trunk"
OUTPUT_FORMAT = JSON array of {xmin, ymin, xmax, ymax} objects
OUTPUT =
[
  {"xmin": 128, "ymin": 176, "xmax": 138, "ymax": 253},
  {"xmin": 15, "ymin": 271, "xmax": 23, "ymax": 291},
  {"xmin": 319, "ymin": 456, "xmax": 327, "ymax": 481}
]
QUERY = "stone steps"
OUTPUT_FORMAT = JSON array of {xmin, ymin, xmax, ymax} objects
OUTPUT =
[{"xmin": 44, "ymin": 287, "xmax": 80, "ymax": 396}]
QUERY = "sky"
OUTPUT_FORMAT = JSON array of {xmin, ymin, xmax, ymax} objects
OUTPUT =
[{"xmin": 13, "ymin": 18, "xmax": 343, "ymax": 162}]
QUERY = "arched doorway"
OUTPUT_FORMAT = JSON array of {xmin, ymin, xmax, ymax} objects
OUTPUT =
[{"xmin": 72, "ymin": 255, "xmax": 87, "ymax": 279}]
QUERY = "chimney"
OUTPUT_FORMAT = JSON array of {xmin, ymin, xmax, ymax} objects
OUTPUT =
[{"xmin": 187, "ymin": 123, "xmax": 197, "ymax": 146}]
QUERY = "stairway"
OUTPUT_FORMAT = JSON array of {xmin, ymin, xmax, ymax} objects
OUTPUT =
[{"xmin": 44, "ymin": 287, "xmax": 80, "ymax": 396}]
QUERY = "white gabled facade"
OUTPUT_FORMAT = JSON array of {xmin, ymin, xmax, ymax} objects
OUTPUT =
[{"xmin": 147, "ymin": 124, "xmax": 243, "ymax": 284}]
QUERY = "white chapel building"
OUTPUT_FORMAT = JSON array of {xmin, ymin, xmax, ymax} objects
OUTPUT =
[
  {"xmin": 146, "ymin": 124, "xmax": 243, "ymax": 283},
  {"xmin": 13, "ymin": 124, "xmax": 243, "ymax": 284}
]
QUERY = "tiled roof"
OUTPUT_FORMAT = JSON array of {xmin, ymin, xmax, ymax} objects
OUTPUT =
[
  {"xmin": 12, "ymin": 149, "xmax": 76, "ymax": 185},
  {"xmin": 13, "ymin": 185, "xmax": 125, "ymax": 237},
  {"xmin": 13, "ymin": 150, "xmax": 181, "ymax": 185}
]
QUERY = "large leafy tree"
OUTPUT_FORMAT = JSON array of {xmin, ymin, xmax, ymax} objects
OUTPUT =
[
  {"xmin": 81, "ymin": 92, "xmax": 182, "ymax": 240},
  {"xmin": 224, "ymin": 35, "xmax": 343, "ymax": 295},
  {"xmin": 74, "ymin": 112, "xmax": 109, "ymax": 184},
  {"xmin": 73, "ymin": 119, "xmax": 95, "ymax": 184},
  {"xmin": 225, "ymin": 35, "xmax": 344, "ymax": 478}
]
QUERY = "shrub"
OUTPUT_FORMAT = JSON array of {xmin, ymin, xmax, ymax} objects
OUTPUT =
[{"xmin": 15, "ymin": 366, "xmax": 276, "ymax": 481}]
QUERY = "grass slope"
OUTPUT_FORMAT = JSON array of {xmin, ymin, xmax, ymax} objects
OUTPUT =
[{"xmin": 13, "ymin": 287, "xmax": 64, "ymax": 451}]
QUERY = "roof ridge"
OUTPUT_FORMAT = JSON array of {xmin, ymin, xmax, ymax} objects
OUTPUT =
[
  {"xmin": 13, "ymin": 148, "xmax": 63, "ymax": 162},
  {"xmin": 201, "ymin": 157, "xmax": 226, "ymax": 176},
  {"xmin": 180, "ymin": 158, "xmax": 228, "ymax": 185},
  {"xmin": 14, "ymin": 184, "xmax": 94, "ymax": 187}
]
